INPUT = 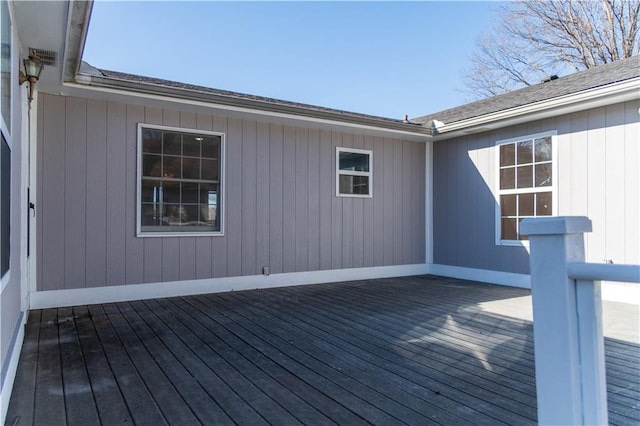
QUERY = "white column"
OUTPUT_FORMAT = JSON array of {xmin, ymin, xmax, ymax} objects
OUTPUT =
[{"xmin": 520, "ymin": 216, "xmax": 596, "ymax": 425}]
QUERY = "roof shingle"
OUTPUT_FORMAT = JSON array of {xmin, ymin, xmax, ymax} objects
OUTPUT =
[{"xmin": 412, "ymin": 55, "xmax": 640, "ymax": 125}]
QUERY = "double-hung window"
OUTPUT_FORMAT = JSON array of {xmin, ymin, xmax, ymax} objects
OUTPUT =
[
  {"xmin": 336, "ymin": 147, "xmax": 372, "ymax": 197},
  {"xmin": 496, "ymin": 132, "xmax": 556, "ymax": 243},
  {"xmin": 1, "ymin": 0, "xmax": 11, "ymax": 279},
  {"xmin": 137, "ymin": 124, "xmax": 224, "ymax": 236},
  {"xmin": 1, "ymin": 133, "xmax": 10, "ymax": 277}
]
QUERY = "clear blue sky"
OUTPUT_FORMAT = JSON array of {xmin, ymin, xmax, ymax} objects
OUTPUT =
[{"xmin": 83, "ymin": 1, "xmax": 498, "ymax": 119}]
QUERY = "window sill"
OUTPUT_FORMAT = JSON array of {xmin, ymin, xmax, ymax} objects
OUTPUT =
[
  {"xmin": 137, "ymin": 231, "xmax": 224, "ymax": 238},
  {"xmin": 496, "ymin": 239, "xmax": 530, "ymax": 248},
  {"xmin": 336, "ymin": 193, "xmax": 372, "ymax": 199}
]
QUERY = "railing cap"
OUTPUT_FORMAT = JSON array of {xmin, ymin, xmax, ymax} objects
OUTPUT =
[{"xmin": 521, "ymin": 216, "xmax": 592, "ymax": 236}]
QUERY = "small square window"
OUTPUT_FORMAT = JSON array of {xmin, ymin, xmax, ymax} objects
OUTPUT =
[{"xmin": 336, "ymin": 148, "xmax": 372, "ymax": 198}]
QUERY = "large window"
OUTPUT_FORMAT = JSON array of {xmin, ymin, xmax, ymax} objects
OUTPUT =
[
  {"xmin": 1, "ymin": 0, "xmax": 10, "ymax": 132},
  {"xmin": 496, "ymin": 133, "xmax": 555, "ymax": 243},
  {"xmin": 1, "ymin": 0, "xmax": 10, "ymax": 278},
  {"xmin": 1, "ymin": 133, "xmax": 9, "ymax": 277},
  {"xmin": 336, "ymin": 147, "xmax": 372, "ymax": 197},
  {"xmin": 137, "ymin": 125, "xmax": 224, "ymax": 236}
]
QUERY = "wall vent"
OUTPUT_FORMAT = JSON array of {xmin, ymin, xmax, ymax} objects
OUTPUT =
[{"xmin": 28, "ymin": 48, "xmax": 57, "ymax": 67}]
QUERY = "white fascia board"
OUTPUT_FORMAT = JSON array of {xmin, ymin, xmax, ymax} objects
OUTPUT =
[
  {"xmin": 432, "ymin": 78, "xmax": 640, "ymax": 141},
  {"xmin": 62, "ymin": 81, "xmax": 431, "ymax": 142}
]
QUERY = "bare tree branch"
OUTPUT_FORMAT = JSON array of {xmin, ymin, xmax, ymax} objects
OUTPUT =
[{"xmin": 462, "ymin": 0, "xmax": 640, "ymax": 100}]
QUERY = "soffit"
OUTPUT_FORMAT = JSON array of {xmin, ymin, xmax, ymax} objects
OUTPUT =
[{"xmin": 12, "ymin": 1, "xmax": 68, "ymax": 85}]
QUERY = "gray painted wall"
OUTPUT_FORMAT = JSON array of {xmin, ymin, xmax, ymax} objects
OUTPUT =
[
  {"xmin": 36, "ymin": 93, "xmax": 426, "ymax": 291},
  {"xmin": 433, "ymin": 100, "xmax": 640, "ymax": 274}
]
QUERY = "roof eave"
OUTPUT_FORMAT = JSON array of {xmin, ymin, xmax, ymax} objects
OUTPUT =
[
  {"xmin": 69, "ymin": 72, "xmax": 431, "ymax": 139},
  {"xmin": 431, "ymin": 77, "xmax": 640, "ymax": 141},
  {"xmin": 62, "ymin": 1, "xmax": 93, "ymax": 82}
]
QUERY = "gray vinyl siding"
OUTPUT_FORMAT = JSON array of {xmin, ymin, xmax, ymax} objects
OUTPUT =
[
  {"xmin": 433, "ymin": 99, "xmax": 640, "ymax": 274},
  {"xmin": 36, "ymin": 93, "xmax": 426, "ymax": 291}
]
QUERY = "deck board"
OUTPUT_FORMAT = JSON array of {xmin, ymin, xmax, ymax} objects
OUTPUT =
[
  {"xmin": 87, "ymin": 304, "xmax": 168, "ymax": 425},
  {"xmin": 5, "ymin": 310, "xmax": 40, "ymax": 426},
  {"xmin": 197, "ymin": 293, "xmax": 436, "ymax": 425},
  {"xmin": 6, "ymin": 275, "xmax": 640, "ymax": 425},
  {"xmin": 34, "ymin": 308, "xmax": 66, "ymax": 426},
  {"xmin": 72, "ymin": 305, "xmax": 133, "ymax": 425},
  {"xmin": 228, "ymin": 286, "xmax": 535, "ymax": 423},
  {"xmin": 57, "ymin": 306, "xmax": 100, "ymax": 426}
]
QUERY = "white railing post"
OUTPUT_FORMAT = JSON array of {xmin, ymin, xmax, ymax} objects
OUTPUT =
[
  {"xmin": 520, "ymin": 216, "xmax": 600, "ymax": 425},
  {"xmin": 574, "ymin": 276, "xmax": 608, "ymax": 425}
]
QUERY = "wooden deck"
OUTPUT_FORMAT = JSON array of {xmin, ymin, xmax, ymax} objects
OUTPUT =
[{"xmin": 5, "ymin": 275, "xmax": 640, "ymax": 425}]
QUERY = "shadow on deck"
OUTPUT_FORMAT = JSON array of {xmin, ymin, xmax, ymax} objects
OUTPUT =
[{"xmin": 5, "ymin": 275, "xmax": 640, "ymax": 425}]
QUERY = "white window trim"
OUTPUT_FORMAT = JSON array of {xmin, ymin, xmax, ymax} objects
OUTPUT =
[
  {"xmin": 136, "ymin": 123, "xmax": 226, "ymax": 237},
  {"xmin": 0, "ymin": 0, "xmax": 13, "ymax": 139},
  {"xmin": 0, "ymin": 2, "xmax": 12, "ymax": 289},
  {"xmin": 494, "ymin": 131, "xmax": 558, "ymax": 247},
  {"xmin": 336, "ymin": 147, "xmax": 373, "ymax": 198},
  {"xmin": 1, "ymin": 132, "xmax": 11, "ymax": 289}
]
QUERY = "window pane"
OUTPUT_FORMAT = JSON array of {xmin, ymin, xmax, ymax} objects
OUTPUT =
[
  {"xmin": 181, "ymin": 182, "xmax": 199, "ymax": 204},
  {"xmin": 500, "ymin": 144, "xmax": 515, "ymax": 167},
  {"xmin": 200, "ymin": 204, "xmax": 217, "ymax": 225},
  {"xmin": 501, "ymin": 194, "xmax": 516, "ymax": 216},
  {"xmin": 501, "ymin": 218, "xmax": 517, "ymax": 240},
  {"xmin": 141, "ymin": 179, "xmax": 162, "ymax": 202},
  {"xmin": 339, "ymin": 175, "xmax": 369, "ymax": 195},
  {"xmin": 180, "ymin": 205, "xmax": 200, "ymax": 225},
  {"xmin": 535, "ymin": 163, "xmax": 552, "ymax": 187},
  {"xmin": 500, "ymin": 168, "xmax": 515, "ymax": 190},
  {"xmin": 518, "ymin": 218, "xmax": 529, "ymax": 240},
  {"xmin": 1, "ymin": 1, "xmax": 11, "ymax": 132},
  {"xmin": 1, "ymin": 134, "xmax": 10, "ymax": 276},
  {"xmin": 201, "ymin": 137, "xmax": 219, "ymax": 159},
  {"xmin": 517, "ymin": 165, "xmax": 533, "ymax": 188},
  {"xmin": 518, "ymin": 193, "xmax": 534, "ymax": 216},
  {"xmin": 517, "ymin": 140, "xmax": 533, "ymax": 164},
  {"xmin": 536, "ymin": 192, "xmax": 552, "ymax": 215},
  {"xmin": 200, "ymin": 185, "xmax": 218, "ymax": 226},
  {"xmin": 162, "ymin": 181, "xmax": 180, "ymax": 203},
  {"xmin": 200, "ymin": 183, "xmax": 218, "ymax": 204},
  {"xmin": 182, "ymin": 157, "xmax": 200, "ymax": 179},
  {"xmin": 201, "ymin": 159, "xmax": 217, "ymax": 180},
  {"xmin": 163, "ymin": 133, "xmax": 181, "ymax": 155},
  {"xmin": 339, "ymin": 151, "xmax": 369, "ymax": 172},
  {"xmin": 164, "ymin": 204, "xmax": 182, "ymax": 225},
  {"xmin": 182, "ymin": 134, "xmax": 200, "ymax": 157},
  {"xmin": 535, "ymin": 137, "xmax": 552, "ymax": 162},
  {"xmin": 142, "ymin": 129, "xmax": 162, "ymax": 153},
  {"xmin": 141, "ymin": 203, "xmax": 163, "ymax": 226},
  {"xmin": 142, "ymin": 154, "xmax": 162, "ymax": 177},
  {"xmin": 163, "ymin": 156, "xmax": 181, "ymax": 178}
]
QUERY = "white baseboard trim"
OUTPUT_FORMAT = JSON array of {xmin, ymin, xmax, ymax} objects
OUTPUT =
[
  {"xmin": 427, "ymin": 263, "xmax": 640, "ymax": 305},
  {"xmin": 1, "ymin": 311, "xmax": 26, "ymax": 426},
  {"xmin": 30, "ymin": 263, "xmax": 430, "ymax": 309},
  {"xmin": 427, "ymin": 263, "xmax": 531, "ymax": 289}
]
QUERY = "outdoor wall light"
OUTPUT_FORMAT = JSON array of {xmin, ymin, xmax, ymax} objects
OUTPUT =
[{"xmin": 19, "ymin": 54, "xmax": 44, "ymax": 103}]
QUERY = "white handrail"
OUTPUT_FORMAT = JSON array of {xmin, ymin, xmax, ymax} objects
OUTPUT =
[{"xmin": 568, "ymin": 262, "xmax": 640, "ymax": 283}]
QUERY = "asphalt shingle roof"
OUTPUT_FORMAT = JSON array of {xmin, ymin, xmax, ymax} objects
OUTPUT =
[
  {"xmin": 93, "ymin": 66, "xmax": 418, "ymax": 127},
  {"xmin": 412, "ymin": 55, "xmax": 640, "ymax": 125}
]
